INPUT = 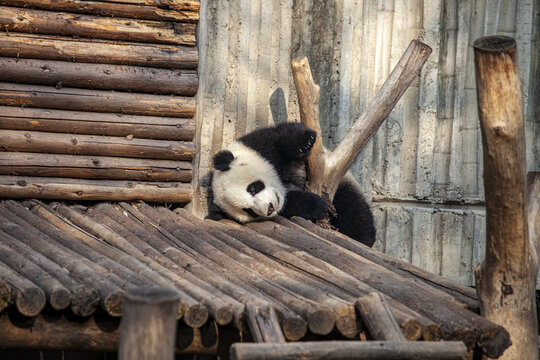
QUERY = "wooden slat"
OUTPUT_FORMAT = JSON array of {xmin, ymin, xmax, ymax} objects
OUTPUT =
[
  {"xmin": 0, "ymin": 107, "xmax": 195, "ymax": 140},
  {"xmin": 0, "ymin": 83, "xmax": 196, "ymax": 117},
  {"xmin": 0, "ymin": 7, "xmax": 195, "ymax": 45},
  {"xmin": 87, "ymin": 0, "xmax": 200, "ymax": 11},
  {"xmin": 0, "ymin": 58, "xmax": 198, "ymax": 95},
  {"xmin": 0, "ymin": 176, "xmax": 192, "ymax": 202},
  {"xmin": 0, "ymin": 33, "xmax": 198, "ymax": 69},
  {"xmin": 0, "ymin": 0, "xmax": 198, "ymax": 22},
  {"xmin": 0, "ymin": 152, "xmax": 192, "ymax": 182},
  {"xmin": 0, "ymin": 130, "xmax": 194, "ymax": 160}
]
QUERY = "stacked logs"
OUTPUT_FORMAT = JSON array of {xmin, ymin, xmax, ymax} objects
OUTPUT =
[
  {"xmin": 0, "ymin": 0, "xmax": 197, "ymax": 202},
  {"xmin": 0, "ymin": 200, "xmax": 510, "ymax": 358}
]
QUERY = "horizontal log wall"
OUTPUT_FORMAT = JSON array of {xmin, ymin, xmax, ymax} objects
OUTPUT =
[{"xmin": 0, "ymin": 0, "xmax": 199, "ymax": 202}]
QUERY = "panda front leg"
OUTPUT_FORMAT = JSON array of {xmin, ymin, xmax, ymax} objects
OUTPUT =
[
  {"xmin": 274, "ymin": 123, "xmax": 317, "ymax": 161},
  {"xmin": 279, "ymin": 190, "xmax": 328, "ymax": 221}
]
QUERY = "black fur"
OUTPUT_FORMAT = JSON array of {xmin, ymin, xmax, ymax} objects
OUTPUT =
[
  {"xmin": 280, "ymin": 190, "xmax": 328, "ymax": 221},
  {"xmin": 213, "ymin": 150, "xmax": 234, "ymax": 171}
]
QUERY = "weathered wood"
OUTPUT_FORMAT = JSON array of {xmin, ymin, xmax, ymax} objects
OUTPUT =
[
  {"xmin": 0, "ymin": 130, "xmax": 193, "ymax": 160},
  {"xmin": 528, "ymin": 172, "xmax": 540, "ymax": 257},
  {"xmin": 0, "ymin": 279, "xmax": 11, "ymax": 313},
  {"xmin": 248, "ymin": 220, "xmax": 510, "ymax": 357},
  {"xmin": 0, "ymin": 0, "xmax": 198, "ymax": 22},
  {"xmin": 355, "ymin": 292, "xmax": 406, "ymax": 341},
  {"xmin": 93, "ymin": 203, "xmax": 305, "ymax": 340},
  {"xmin": 0, "ymin": 224, "xmax": 99, "ymax": 316},
  {"xmin": 289, "ymin": 216, "xmax": 479, "ymax": 311},
  {"xmin": 291, "ymin": 40, "xmax": 432, "ymax": 200},
  {"xmin": 0, "ymin": 207, "xmax": 125, "ymax": 316},
  {"xmin": 0, "ymin": 240, "xmax": 71, "ymax": 311},
  {"xmin": 119, "ymin": 288, "xmax": 180, "ymax": 360},
  {"xmin": 0, "ymin": 176, "xmax": 193, "ymax": 202},
  {"xmin": 0, "ymin": 7, "xmax": 195, "ymax": 45},
  {"xmin": 0, "ymin": 106, "xmax": 195, "ymax": 141},
  {"xmin": 0, "ymin": 59, "xmax": 198, "ymax": 95},
  {"xmin": 121, "ymin": 203, "xmax": 335, "ymax": 337},
  {"xmin": 246, "ymin": 303, "xmax": 286, "ymax": 343},
  {"xmin": 0, "ymin": 83, "xmax": 196, "ymax": 117},
  {"xmin": 230, "ymin": 341, "xmax": 468, "ymax": 360},
  {"xmin": 0, "ymin": 261, "xmax": 45, "ymax": 317},
  {"xmin": 0, "ymin": 33, "xmax": 198, "ymax": 69},
  {"xmin": 474, "ymin": 35, "xmax": 538, "ymax": 360},
  {"xmin": 94, "ymin": 0, "xmax": 200, "ymax": 11},
  {"xmin": 0, "ymin": 153, "xmax": 192, "ymax": 182}
]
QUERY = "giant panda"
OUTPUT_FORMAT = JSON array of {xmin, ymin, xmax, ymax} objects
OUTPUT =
[{"xmin": 208, "ymin": 122, "xmax": 376, "ymax": 247}]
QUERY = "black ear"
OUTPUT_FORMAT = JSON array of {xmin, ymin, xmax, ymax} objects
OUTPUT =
[{"xmin": 213, "ymin": 150, "xmax": 234, "ymax": 171}]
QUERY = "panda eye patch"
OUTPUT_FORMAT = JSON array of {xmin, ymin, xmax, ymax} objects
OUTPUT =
[{"xmin": 247, "ymin": 180, "xmax": 265, "ymax": 196}]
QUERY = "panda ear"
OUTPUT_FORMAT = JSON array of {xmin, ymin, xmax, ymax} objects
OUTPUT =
[{"xmin": 213, "ymin": 150, "xmax": 234, "ymax": 171}]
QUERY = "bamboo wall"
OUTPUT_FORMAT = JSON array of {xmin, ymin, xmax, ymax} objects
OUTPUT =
[
  {"xmin": 194, "ymin": 0, "xmax": 540, "ymax": 286},
  {"xmin": 0, "ymin": 0, "xmax": 199, "ymax": 202}
]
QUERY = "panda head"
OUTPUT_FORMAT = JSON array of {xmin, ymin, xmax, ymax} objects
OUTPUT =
[{"xmin": 211, "ymin": 142, "xmax": 286, "ymax": 223}]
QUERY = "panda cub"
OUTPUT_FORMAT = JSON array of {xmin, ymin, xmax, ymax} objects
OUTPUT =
[{"xmin": 209, "ymin": 122, "xmax": 376, "ymax": 247}]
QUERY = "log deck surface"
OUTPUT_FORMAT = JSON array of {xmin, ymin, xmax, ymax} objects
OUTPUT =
[{"xmin": 0, "ymin": 200, "xmax": 509, "ymax": 358}]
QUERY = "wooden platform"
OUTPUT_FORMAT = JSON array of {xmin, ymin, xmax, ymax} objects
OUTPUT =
[{"xmin": 0, "ymin": 200, "xmax": 510, "ymax": 358}]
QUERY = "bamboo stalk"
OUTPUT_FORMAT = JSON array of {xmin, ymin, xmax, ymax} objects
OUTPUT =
[
  {"xmin": 0, "ymin": 0, "xmax": 199, "ymax": 22},
  {"xmin": 0, "ymin": 152, "xmax": 192, "ymax": 182},
  {"xmin": 0, "ymin": 261, "xmax": 45, "ymax": 317},
  {"xmin": 474, "ymin": 35, "xmax": 538, "ymax": 360},
  {"xmin": 0, "ymin": 33, "xmax": 198, "ymax": 69},
  {"xmin": 0, "ymin": 7, "xmax": 195, "ymax": 45},
  {"xmin": 0, "ymin": 59, "xmax": 198, "ymax": 95},
  {"xmin": 0, "ymin": 176, "xmax": 193, "ymax": 202},
  {"xmin": 0, "ymin": 83, "xmax": 196, "ymax": 117},
  {"xmin": 0, "ymin": 106, "xmax": 195, "ymax": 141}
]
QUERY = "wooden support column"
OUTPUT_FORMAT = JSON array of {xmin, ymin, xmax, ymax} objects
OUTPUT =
[
  {"xmin": 473, "ymin": 35, "xmax": 539, "ymax": 360},
  {"xmin": 119, "ymin": 287, "xmax": 180, "ymax": 360}
]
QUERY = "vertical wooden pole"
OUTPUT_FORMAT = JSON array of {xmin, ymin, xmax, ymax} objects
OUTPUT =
[
  {"xmin": 119, "ymin": 287, "xmax": 181, "ymax": 360},
  {"xmin": 473, "ymin": 35, "xmax": 538, "ymax": 360}
]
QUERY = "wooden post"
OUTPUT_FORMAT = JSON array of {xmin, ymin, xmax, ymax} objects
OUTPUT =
[
  {"xmin": 355, "ymin": 292, "xmax": 406, "ymax": 341},
  {"xmin": 473, "ymin": 35, "xmax": 539, "ymax": 360},
  {"xmin": 119, "ymin": 287, "xmax": 180, "ymax": 360}
]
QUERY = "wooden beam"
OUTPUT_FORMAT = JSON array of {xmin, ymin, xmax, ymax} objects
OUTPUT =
[
  {"xmin": 0, "ymin": 261, "xmax": 45, "ymax": 317},
  {"xmin": 0, "ymin": 83, "xmax": 196, "ymax": 117},
  {"xmin": 0, "ymin": 59, "xmax": 198, "ymax": 96},
  {"xmin": 0, "ymin": 6, "xmax": 195, "ymax": 45},
  {"xmin": 528, "ymin": 172, "xmax": 540, "ymax": 257},
  {"xmin": 0, "ymin": 0, "xmax": 198, "ymax": 22},
  {"xmin": 0, "ymin": 33, "xmax": 198, "ymax": 69},
  {"xmin": 474, "ymin": 35, "xmax": 538, "ymax": 360},
  {"xmin": 92, "ymin": 0, "xmax": 200, "ymax": 11},
  {"xmin": 230, "ymin": 341, "xmax": 468, "ymax": 360},
  {"xmin": 355, "ymin": 292, "xmax": 406, "ymax": 341},
  {"xmin": 246, "ymin": 303, "xmax": 286, "ymax": 343}
]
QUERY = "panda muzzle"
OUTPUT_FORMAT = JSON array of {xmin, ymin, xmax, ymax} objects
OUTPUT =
[{"xmin": 267, "ymin": 203, "xmax": 275, "ymax": 216}]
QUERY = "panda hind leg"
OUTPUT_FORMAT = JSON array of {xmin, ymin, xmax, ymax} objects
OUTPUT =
[
  {"xmin": 330, "ymin": 177, "xmax": 376, "ymax": 247},
  {"xmin": 280, "ymin": 190, "xmax": 328, "ymax": 221}
]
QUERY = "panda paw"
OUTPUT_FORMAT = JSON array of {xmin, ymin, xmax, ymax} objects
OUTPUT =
[
  {"xmin": 276, "ymin": 123, "xmax": 317, "ymax": 160},
  {"xmin": 280, "ymin": 190, "xmax": 328, "ymax": 221}
]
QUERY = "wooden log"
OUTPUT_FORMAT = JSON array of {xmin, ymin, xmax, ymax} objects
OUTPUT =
[
  {"xmin": 93, "ymin": 0, "xmax": 200, "ymax": 11},
  {"xmin": 53, "ymin": 203, "xmax": 230, "ymax": 328},
  {"xmin": 355, "ymin": 293, "xmax": 406, "ymax": 341},
  {"xmin": 0, "ymin": 83, "xmax": 196, "ymax": 117},
  {"xmin": 291, "ymin": 40, "xmax": 432, "ymax": 200},
  {"xmin": 230, "ymin": 341, "xmax": 468, "ymax": 360},
  {"xmin": 0, "ymin": 7, "xmax": 195, "ymax": 45},
  {"xmin": 0, "ymin": 0, "xmax": 198, "ymax": 22},
  {"xmin": 0, "ymin": 225, "xmax": 99, "ymax": 316},
  {"xmin": 119, "ymin": 288, "xmax": 180, "ymax": 360},
  {"xmin": 0, "ymin": 206, "xmax": 125, "ymax": 316},
  {"xmin": 474, "ymin": 35, "xmax": 538, "ymax": 360},
  {"xmin": 248, "ymin": 220, "xmax": 510, "ymax": 357},
  {"xmin": 0, "ymin": 279, "xmax": 11, "ymax": 313},
  {"xmin": 0, "ymin": 176, "xmax": 193, "ymax": 202},
  {"xmin": 0, "ymin": 240, "xmax": 71, "ymax": 311},
  {"xmin": 0, "ymin": 130, "xmax": 193, "ymax": 160},
  {"xmin": 0, "ymin": 152, "xmax": 192, "ymax": 182},
  {"xmin": 92, "ymin": 203, "xmax": 306, "ymax": 340},
  {"xmin": 289, "ymin": 216, "xmax": 479, "ymax": 311},
  {"xmin": 0, "ymin": 33, "xmax": 198, "ymax": 69},
  {"xmin": 0, "ymin": 261, "xmax": 45, "ymax": 317},
  {"xmin": 0, "ymin": 106, "xmax": 195, "ymax": 141},
  {"xmin": 528, "ymin": 172, "xmax": 540, "ymax": 257},
  {"xmin": 246, "ymin": 303, "xmax": 286, "ymax": 343},
  {"xmin": 0, "ymin": 59, "xmax": 198, "ymax": 96},
  {"xmin": 120, "ymin": 203, "xmax": 335, "ymax": 337}
]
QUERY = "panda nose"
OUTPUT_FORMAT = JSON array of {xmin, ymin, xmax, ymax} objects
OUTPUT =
[{"xmin": 267, "ymin": 203, "xmax": 275, "ymax": 216}]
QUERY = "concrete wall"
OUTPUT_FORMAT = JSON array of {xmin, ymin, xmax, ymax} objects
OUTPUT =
[{"xmin": 193, "ymin": 0, "xmax": 540, "ymax": 286}]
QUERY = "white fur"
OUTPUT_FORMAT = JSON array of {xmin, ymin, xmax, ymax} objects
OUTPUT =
[{"xmin": 212, "ymin": 142, "xmax": 286, "ymax": 223}]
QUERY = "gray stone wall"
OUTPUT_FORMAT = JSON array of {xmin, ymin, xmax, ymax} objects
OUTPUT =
[{"xmin": 193, "ymin": 0, "xmax": 539, "ymax": 286}]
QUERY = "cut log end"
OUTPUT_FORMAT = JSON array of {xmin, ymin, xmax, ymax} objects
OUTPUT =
[
  {"xmin": 399, "ymin": 318, "xmax": 422, "ymax": 341},
  {"xmin": 473, "ymin": 35, "xmax": 516, "ymax": 52},
  {"xmin": 214, "ymin": 307, "xmax": 234, "ymax": 327},
  {"xmin": 16, "ymin": 287, "xmax": 46, "ymax": 317},
  {"xmin": 307, "ymin": 309, "xmax": 336, "ymax": 336},
  {"xmin": 281, "ymin": 316, "xmax": 308, "ymax": 341},
  {"xmin": 477, "ymin": 326, "xmax": 512, "ymax": 359},
  {"xmin": 103, "ymin": 291, "xmax": 124, "ymax": 317},
  {"xmin": 71, "ymin": 285, "xmax": 100, "ymax": 317},
  {"xmin": 183, "ymin": 303, "xmax": 210, "ymax": 328},
  {"xmin": 50, "ymin": 287, "xmax": 71, "ymax": 311},
  {"xmin": 422, "ymin": 324, "xmax": 443, "ymax": 342}
]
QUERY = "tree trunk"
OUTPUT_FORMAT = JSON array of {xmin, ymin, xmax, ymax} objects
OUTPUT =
[{"xmin": 473, "ymin": 35, "xmax": 538, "ymax": 360}]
